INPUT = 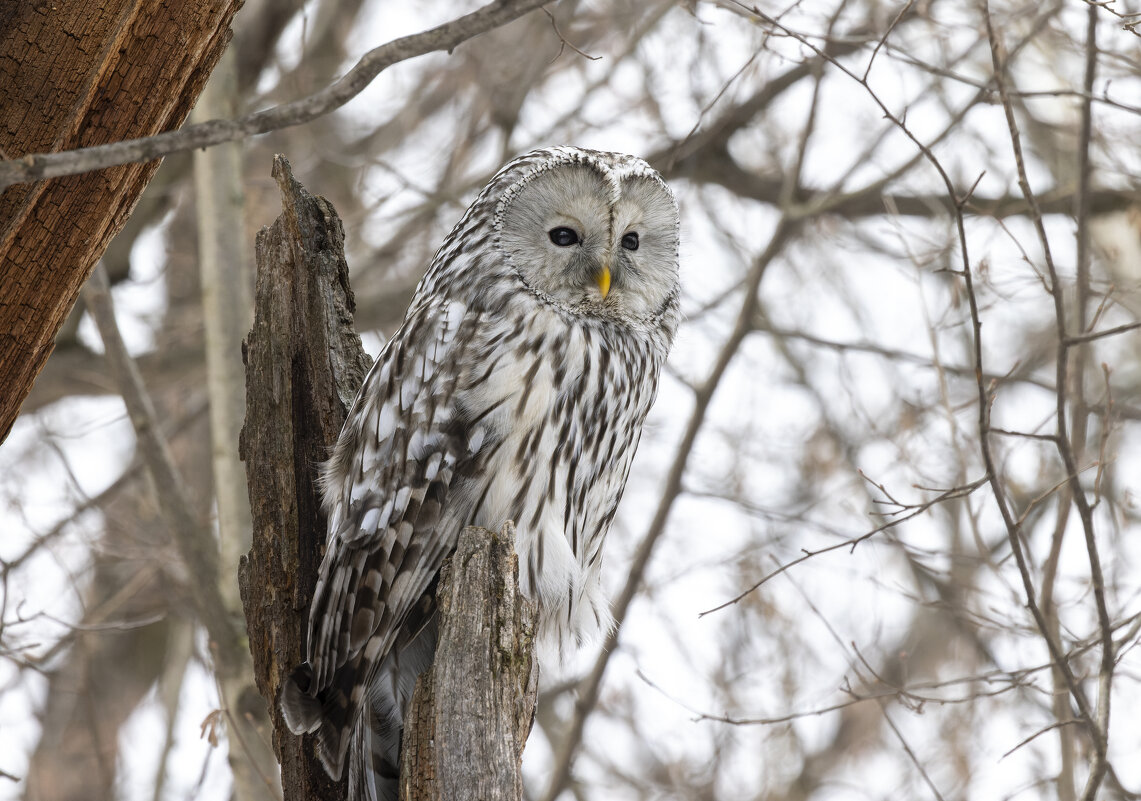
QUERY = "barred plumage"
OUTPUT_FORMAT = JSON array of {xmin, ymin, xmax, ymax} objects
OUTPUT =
[{"xmin": 280, "ymin": 146, "xmax": 680, "ymax": 800}]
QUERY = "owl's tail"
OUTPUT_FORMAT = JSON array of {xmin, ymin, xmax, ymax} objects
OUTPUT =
[
  {"xmin": 351, "ymin": 594, "xmax": 441, "ymax": 800},
  {"xmin": 279, "ymin": 658, "xmax": 359, "ymax": 781},
  {"xmin": 280, "ymin": 587, "xmax": 439, "ymax": 800},
  {"xmin": 350, "ymin": 709, "xmax": 401, "ymax": 801},
  {"xmin": 279, "ymin": 663, "xmax": 321, "ymax": 735}
]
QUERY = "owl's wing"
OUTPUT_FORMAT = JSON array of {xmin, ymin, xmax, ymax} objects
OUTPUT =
[{"xmin": 280, "ymin": 297, "xmax": 480, "ymax": 778}]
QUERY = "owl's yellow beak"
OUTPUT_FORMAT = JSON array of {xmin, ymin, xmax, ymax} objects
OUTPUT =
[{"xmin": 595, "ymin": 265, "xmax": 611, "ymax": 299}]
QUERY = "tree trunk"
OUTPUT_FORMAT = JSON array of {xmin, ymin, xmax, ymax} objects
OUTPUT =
[
  {"xmin": 401, "ymin": 522, "xmax": 538, "ymax": 801},
  {"xmin": 239, "ymin": 154, "xmax": 368, "ymax": 801},
  {"xmin": 0, "ymin": 0, "xmax": 241, "ymax": 444}
]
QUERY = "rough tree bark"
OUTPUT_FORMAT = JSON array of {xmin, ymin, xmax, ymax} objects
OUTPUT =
[
  {"xmin": 401, "ymin": 522, "xmax": 538, "ymax": 801},
  {"xmin": 240, "ymin": 155, "xmax": 537, "ymax": 799},
  {"xmin": 0, "ymin": 0, "xmax": 242, "ymax": 444},
  {"xmin": 239, "ymin": 155, "xmax": 366, "ymax": 801}
]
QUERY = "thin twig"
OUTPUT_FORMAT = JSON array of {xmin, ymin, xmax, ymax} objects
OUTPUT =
[
  {"xmin": 700, "ymin": 476, "xmax": 987, "ymax": 616},
  {"xmin": 862, "ymin": 0, "xmax": 914, "ymax": 81},
  {"xmin": 989, "ymin": 428, "xmax": 1059, "ymax": 443},
  {"xmin": 541, "ymin": 6, "xmax": 601, "ymax": 61},
  {"xmin": 787, "ymin": 562, "xmax": 947, "ymax": 801},
  {"xmin": 1082, "ymin": 0, "xmax": 1141, "ymax": 36},
  {"xmin": 1064, "ymin": 321, "xmax": 1141, "ymax": 345},
  {"xmin": 876, "ymin": 703, "xmax": 948, "ymax": 801},
  {"xmin": 1001, "ymin": 719, "xmax": 1083, "ymax": 760}
]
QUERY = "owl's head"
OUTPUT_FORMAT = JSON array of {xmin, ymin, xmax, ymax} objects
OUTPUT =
[{"xmin": 492, "ymin": 147, "xmax": 679, "ymax": 324}]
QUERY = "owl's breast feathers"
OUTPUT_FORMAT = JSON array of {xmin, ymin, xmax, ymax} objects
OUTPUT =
[{"xmin": 450, "ymin": 295, "xmax": 674, "ymax": 647}]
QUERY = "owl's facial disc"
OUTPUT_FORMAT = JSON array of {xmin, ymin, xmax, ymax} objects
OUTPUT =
[{"xmin": 497, "ymin": 158, "xmax": 678, "ymax": 319}]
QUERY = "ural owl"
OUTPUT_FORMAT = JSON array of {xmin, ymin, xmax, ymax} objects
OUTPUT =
[{"xmin": 281, "ymin": 146, "xmax": 681, "ymax": 800}]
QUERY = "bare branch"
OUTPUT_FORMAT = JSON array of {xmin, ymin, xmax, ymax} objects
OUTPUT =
[
  {"xmin": 541, "ymin": 7, "xmax": 601, "ymax": 61},
  {"xmin": 1064, "ymin": 321, "xmax": 1141, "ymax": 345}
]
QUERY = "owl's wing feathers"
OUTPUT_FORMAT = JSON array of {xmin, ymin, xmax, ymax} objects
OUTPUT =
[{"xmin": 280, "ymin": 298, "xmax": 479, "ymax": 778}]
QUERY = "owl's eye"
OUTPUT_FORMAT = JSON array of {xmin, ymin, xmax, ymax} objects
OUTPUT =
[
  {"xmin": 621, "ymin": 232, "xmax": 639, "ymax": 251},
  {"xmin": 548, "ymin": 227, "xmax": 580, "ymax": 247}
]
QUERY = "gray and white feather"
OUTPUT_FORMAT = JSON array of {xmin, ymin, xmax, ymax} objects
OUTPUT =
[{"xmin": 280, "ymin": 146, "xmax": 680, "ymax": 800}]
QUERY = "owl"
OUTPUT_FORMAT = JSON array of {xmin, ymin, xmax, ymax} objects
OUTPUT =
[{"xmin": 280, "ymin": 146, "xmax": 681, "ymax": 800}]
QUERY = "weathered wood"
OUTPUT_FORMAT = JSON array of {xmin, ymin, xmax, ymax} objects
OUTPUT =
[
  {"xmin": 238, "ymin": 154, "xmax": 370, "ymax": 801},
  {"xmin": 401, "ymin": 523, "xmax": 538, "ymax": 801},
  {"xmin": 0, "ymin": 0, "xmax": 242, "ymax": 444}
]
